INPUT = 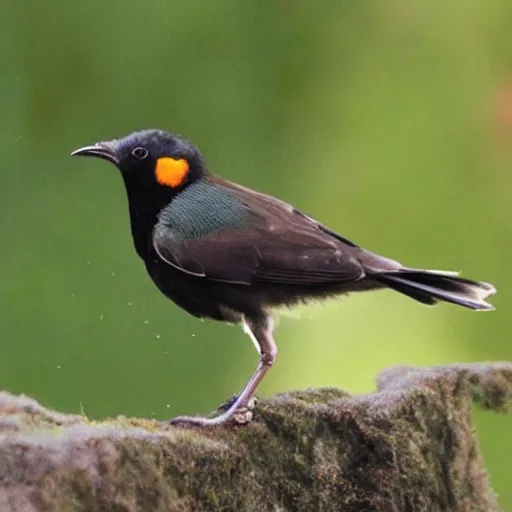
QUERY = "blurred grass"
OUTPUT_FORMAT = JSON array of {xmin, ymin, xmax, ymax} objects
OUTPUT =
[{"xmin": 1, "ymin": 0, "xmax": 511, "ymax": 507}]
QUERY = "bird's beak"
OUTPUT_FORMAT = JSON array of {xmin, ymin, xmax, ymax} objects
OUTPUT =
[{"xmin": 71, "ymin": 142, "xmax": 119, "ymax": 166}]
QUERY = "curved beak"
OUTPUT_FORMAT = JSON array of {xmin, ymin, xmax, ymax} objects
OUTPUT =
[{"xmin": 71, "ymin": 142, "xmax": 119, "ymax": 166}]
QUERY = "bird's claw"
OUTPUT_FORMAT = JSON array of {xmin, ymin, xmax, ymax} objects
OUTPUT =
[
  {"xmin": 224, "ymin": 396, "xmax": 257, "ymax": 425},
  {"xmin": 169, "ymin": 396, "xmax": 258, "ymax": 427}
]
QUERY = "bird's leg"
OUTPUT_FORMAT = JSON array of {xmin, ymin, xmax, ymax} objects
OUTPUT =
[{"xmin": 169, "ymin": 316, "xmax": 277, "ymax": 427}]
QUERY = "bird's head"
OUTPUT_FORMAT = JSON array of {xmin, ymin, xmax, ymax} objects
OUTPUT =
[{"xmin": 72, "ymin": 129, "xmax": 205, "ymax": 192}]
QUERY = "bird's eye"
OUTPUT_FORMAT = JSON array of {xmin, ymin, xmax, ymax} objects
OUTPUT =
[{"xmin": 132, "ymin": 147, "xmax": 148, "ymax": 160}]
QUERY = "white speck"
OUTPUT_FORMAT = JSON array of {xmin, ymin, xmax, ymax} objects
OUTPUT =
[
  {"xmin": 100, "ymin": 314, "xmax": 104, "ymax": 320},
  {"xmin": 128, "ymin": 302, "xmax": 133, "ymax": 307},
  {"xmin": 111, "ymin": 271, "xmax": 116, "ymax": 277},
  {"xmin": 191, "ymin": 333, "xmax": 196, "ymax": 337},
  {"xmin": 166, "ymin": 404, "xmax": 170, "ymax": 408},
  {"xmin": 57, "ymin": 365, "xmax": 61, "ymax": 369},
  {"xmin": 144, "ymin": 320, "xmax": 149, "ymax": 325},
  {"xmin": 156, "ymin": 334, "xmax": 160, "ymax": 339}
]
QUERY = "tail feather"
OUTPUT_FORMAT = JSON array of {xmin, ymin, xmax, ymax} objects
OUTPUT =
[{"xmin": 371, "ymin": 269, "xmax": 496, "ymax": 311}]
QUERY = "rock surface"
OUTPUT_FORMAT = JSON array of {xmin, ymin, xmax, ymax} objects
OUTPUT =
[{"xmin": 1, "ymin": 363, "xmax": 511, "ymax": 512}]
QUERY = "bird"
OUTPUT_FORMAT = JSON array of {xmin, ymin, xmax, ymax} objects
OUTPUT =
[{"xmin": 72, "ymin": 129, "xmax": 496, "ymax": 426}]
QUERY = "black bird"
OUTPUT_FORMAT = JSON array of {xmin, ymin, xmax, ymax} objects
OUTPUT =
[{"xmin": 72, "ymin": 129, "xmax": 496, "ymax": 426}]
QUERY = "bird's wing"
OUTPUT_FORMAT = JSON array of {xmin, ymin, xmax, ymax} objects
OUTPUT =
[{"xmin": 153, "ymin": 178, "xmax": 365, "ymax": 286}]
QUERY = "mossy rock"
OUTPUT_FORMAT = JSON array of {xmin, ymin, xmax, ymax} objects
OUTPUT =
[{"xmin": 0, "ymin": 363, "xmax": 511, "ymax": 511}]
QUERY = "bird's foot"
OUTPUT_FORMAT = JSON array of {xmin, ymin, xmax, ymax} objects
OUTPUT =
[
  {"xmin": 219, "ymin": 395, "xmax": 257, "ymax": 425},
  {"xmin": 169, "ymin": 396, "xmax": 257, "ymax": 427}
]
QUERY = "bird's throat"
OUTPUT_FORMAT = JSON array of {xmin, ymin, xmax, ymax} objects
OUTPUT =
[{"xmin": 125, "ymin": 185, "xmax": 176, "ymax": 259}]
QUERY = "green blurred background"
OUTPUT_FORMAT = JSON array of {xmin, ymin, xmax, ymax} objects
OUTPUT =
[{"xmin": 1, "ymin": 0, "xmax": 511, "ymax": 507}]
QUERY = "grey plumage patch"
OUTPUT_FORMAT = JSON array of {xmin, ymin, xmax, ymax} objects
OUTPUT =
[{"xmin": 157, "ymin": 180, "xmax": 249, "ymax": 239}]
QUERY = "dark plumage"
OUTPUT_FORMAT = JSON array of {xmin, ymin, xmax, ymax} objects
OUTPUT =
[{"xmin": 72, "ymin": 129, "xmax": 496, "ymax": 426}]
